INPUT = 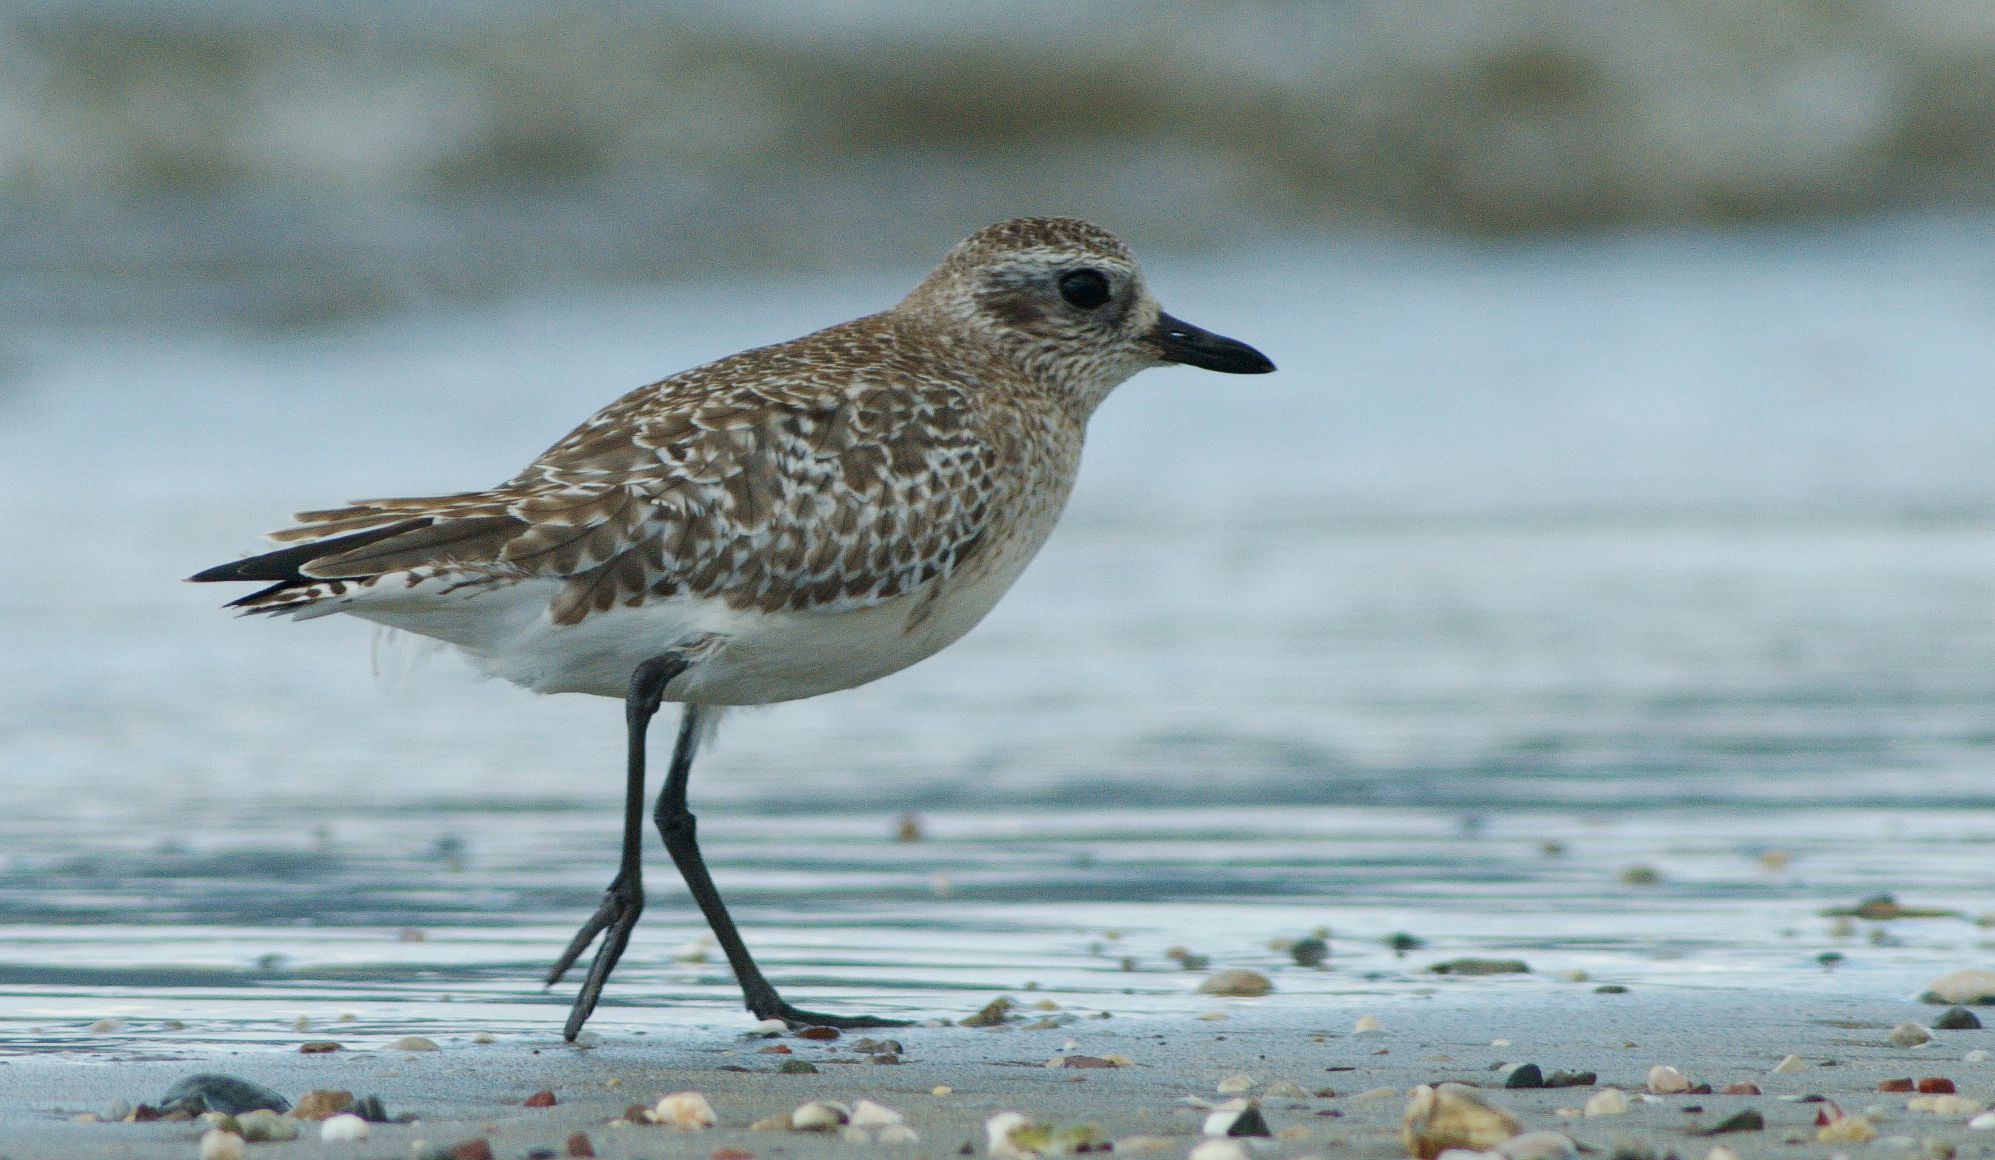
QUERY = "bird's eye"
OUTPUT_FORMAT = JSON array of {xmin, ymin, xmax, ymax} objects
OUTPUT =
[{"xmin": 1058, "ymin": 268, "xmax": 1112, "ymax": 310}]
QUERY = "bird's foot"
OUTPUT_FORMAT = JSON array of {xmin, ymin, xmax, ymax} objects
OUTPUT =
[
  {"xmin": 755, "ymin": 1002, "xmax": 911, "ymax": 1030},
  {"xmin": 546, "ymin": 877, "xmax": 643, "ymax": 1041}
]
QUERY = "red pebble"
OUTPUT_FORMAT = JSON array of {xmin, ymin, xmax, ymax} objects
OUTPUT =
[
  {"xmin": 1917, "ymin": 1077, "xmax": 1956, "ymax": 1094},
  {"xmin": 566, "ymin": 1132, "xmax": 597, "ymax": 1158},
  {"xmin": 713, "ymin": 1149, "xmax": 757, "ymax": 1160},
  {"xmin": 757, "ymin": 1045, "xmax": 792, "ymax": 1054},
  {"xmin": 450, "ymin": 1140, "xmax": 495, "ymax": 1160},
  {"xmin": 1878, "ymin": 1078, "xmax": 1915, "ymax": 1093},
  {"xmin": 525, "ymin": 1089, "xmax": 558, "ymax": 1107},
  {"xmin": 796, "ymin": 1026, "xmax": 840, "ymax": 1041},
  {"xmin": 1721, "ymin": 1082, "xmax": 1761, "ymax": 1096}
]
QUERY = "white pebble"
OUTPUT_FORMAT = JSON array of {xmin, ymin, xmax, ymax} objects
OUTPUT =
[
  {"xmin": 1705, "ymin": 1148, "xmax": 1741, "ymax": 1160},
  {"xmin": 1966, "ymin": 1049, "xmax": 1992, "ymax": 1063},
  {"xmin": 1264, "ymin": 1080, "xmax": 1310, "ymax": 1099},
  {"xmin": 850, "ymin": 1099, "xmax": 905, "ymax": 1128},
  {"xmin": 388, "ymin": 1035, "xmax": 439, "ymax": 1051},
  {"xmin": 793, "ymin": 1101, "xmax": 851, "ymax": 1132},
  {"xmin": 1583, "ymin": 1088, "xmax": 1629, "ymax": 1116},
  {"xmin": 1773, "ymin": 1054, "xmax": 1807, "ymax": 1073},
  {"xmin": 654, "ymin": 1091, "xmax": 716, "ymax": 1130},
  {"xmin": 1217, "ymin": 1074, "xmax": 1256, "ymax": 1094},
  {"xmin": 931, "ymin": 1085, "xmax": 953, "ymax": 1097},
  {"xmin": 1196, "ymin": 1010, "xmax": 1228, "ymax": 1022},
  {"xmin": 1924, "ymin": 969, "xmax": 1995, "ymax": 1005},
  {"xmin": 1646, "ymin": 1065, "xmax": 1691, "ymax": 1094},
  {"xmin": 1967, "ymin": 1112, "xmax": 1995, "ymax": 1130},
  {"xmin": 1499, "ymin": 1131, "xmax": 1579, "ymax": 1160},
  {"xmin": 319, "ymin": 1114, "xmax": 369, "ymax": 1143},
  {"xmin": 1490, "ymin": 1038, "xmax": 1511, "ymax": 1047},
  {"xmin": 1197, "ymin": 969, "xmax": 1272, "ymax": 997},
  {"xmin": 1908, "ymin": 1094, "xmax": 1983, "ymax": 1115},
  {"xmin": 199, "ymin": 1129, "xmax": 246, "ymax": 1160},
  {"xmin": 1188, "ymin": 1140, "xmax": 1251, "ymax": 1160},
  {"xmin": 877, "ymin": 1124, "xmax": 920, "ymax": 1145},
  {"xmin": 1354, "ymin": 1015, "xmax": 1383, "ymax": 1034},
  {"xmin": 1890, "ymin": 1023, "xmax": 1934, "ymax": 1048},
  {"xmin": 671, "ymin": 939, "xmax": 711, "ymax": 963}
]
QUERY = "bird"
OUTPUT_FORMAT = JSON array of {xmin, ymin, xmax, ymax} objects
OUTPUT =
[{"xmin": 190, "ymin": 216, "xmax": 1275, "ymax": 1040}]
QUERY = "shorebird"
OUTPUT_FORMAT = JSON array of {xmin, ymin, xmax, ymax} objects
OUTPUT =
[{"xmin": 192, "ymin": 217, "xmax": 1274, "ymax": 1039}]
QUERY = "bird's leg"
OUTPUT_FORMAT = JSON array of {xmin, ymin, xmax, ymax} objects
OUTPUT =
[
  {"xmin": 547, "ymin": 652, "xmax": 688, "ymax": 1042},
  {"xmin": 654, "ymin": 704, "xmax": 908, "ymax": 1029}
]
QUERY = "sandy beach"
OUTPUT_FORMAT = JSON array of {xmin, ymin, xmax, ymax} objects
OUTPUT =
[{"xmin": 7, "ymin": 983, "xmax": 1992, "ymax": 1159}]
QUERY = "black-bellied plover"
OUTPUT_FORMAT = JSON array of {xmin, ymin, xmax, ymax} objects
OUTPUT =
[{"xmin": 192, "ymin": 217, "xmax": 1274, "ymax": 1039}]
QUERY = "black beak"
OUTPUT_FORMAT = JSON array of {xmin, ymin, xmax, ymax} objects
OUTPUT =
[{"xmin": 1151, "ymin": 312, "xmax": 1276, "ymax": 374}]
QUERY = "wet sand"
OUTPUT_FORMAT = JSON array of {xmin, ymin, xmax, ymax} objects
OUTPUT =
[{"xmin": 6, "ymin": 986, "xmax": 1990, "ymax": 1159}]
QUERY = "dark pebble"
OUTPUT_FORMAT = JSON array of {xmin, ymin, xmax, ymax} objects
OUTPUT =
[
  {"xmin": 298, "ymin": 1040, "xmax": 343, "ymax": 1053},
  {"xmin": 158, "ymin": 1072, "xmax": 292, "ymax": 1115},
  {"xmin": 1225, "ymin": 1106, "xmax": 1273, "ymax": 1138},
  {"xmin": 778, "ymin": 1060, "xmax": 818, "ymax": 1074},
  {"xmin": 1935, "ymin": 1007, "xmax": 1982, "ymax": 1030},
  {"xmin": 796, "ymin": 1026, "xmax": 840, "ymax": 1041},
  {"xmin": 1608, "ymin": 1141, "xmax": 1656, "ymax": 1160},
  {"xmin": 566, "ymin": 1131, "xmax": 597, "ymax": 1158},
  {"xmin": 1290, "ymin": 937, "xmax": 1329, "ymax": 967},
  {"xmin": 1918, "ymin": 1077, "xmax": 1956, "ymax": 1094},
  {"xmin": 1385, "ymin": 933, "xmax": 1425, "ymax": 957},
  {"xmin": 1428, "ymin": 958, "xmax": 1530, "ymax": 976},
  {"xmin": 1545, "ymin": 1070, "xmax": 1598, "ymax": 1088},
  {"xmin": 1594, "ymin": 984, "xmax": 1629, "ymax": 994},
  {"xmin": 354, "ymin": 1094, "xmax": 389, "ymax": 1122},
  {"xmin": 1699, "ymin": 1109, "xmax": 1765, "ymax": 1135},
  {"xmin": 525, "ymin": 1090, "xmax": 558, "ymax": 1108},
  {"xmin": 529, "ymin": 1151, "xmax": 556, "ymax": 1160},
  {"xmin": 449, "ymin": 1141, "xmax": 495, "ymax": 1160},
  {"xmin": 1504, "ymin": 1064, "xmax": 1545, "ymax": 1089},
  {"xmin": 851, "ymin": 1038, "xmax": 903, "ymax": 1054},
  {"xmin": 869, "ymin": 1053, "xmax": 902, "ymax": 1065}
]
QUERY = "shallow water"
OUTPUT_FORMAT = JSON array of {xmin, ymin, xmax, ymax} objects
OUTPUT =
[{"xmin": 4, "ymin": 219, "xmax": 1995, "ymax": 1056}]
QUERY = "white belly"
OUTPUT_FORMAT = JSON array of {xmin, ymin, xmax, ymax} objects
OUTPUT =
[{"xmin": 339, "ymin": 503, "xmax": 1061, "ymax": 704}]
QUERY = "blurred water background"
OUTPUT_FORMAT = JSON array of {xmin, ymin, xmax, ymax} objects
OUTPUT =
[{"xmin": 3, "ymin": 1, "xmax": 1995, "ymax": 1056}]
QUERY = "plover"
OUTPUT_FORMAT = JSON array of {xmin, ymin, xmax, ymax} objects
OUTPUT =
[{"xmin": 192, "ymin": 217, "xmax": 1274, "ymax": 1039}]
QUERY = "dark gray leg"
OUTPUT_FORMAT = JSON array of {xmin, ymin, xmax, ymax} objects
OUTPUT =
[
  {"xmin": 546, "ymin": 652, "xmax": 688, "ymax": 1041},
  {"xmin": 655, "ymin": 704, "xmax": 906, "ymax": 1028}
]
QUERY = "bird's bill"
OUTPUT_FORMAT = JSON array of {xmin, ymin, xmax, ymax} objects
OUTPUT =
[{"xmin": 1150, "ymin": 312, "xmax": 1276, "ymax": 374}]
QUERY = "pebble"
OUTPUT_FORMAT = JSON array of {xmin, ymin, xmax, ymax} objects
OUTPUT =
[
  {"xmin": 1197, "ymin": 969, "xmax": 1273, "ymax": 997},
  {"xmin": 298, "ymin": 1041, "xmax": 343, "ymax": 1053},
  {"xmin": 932, "ymin": 1085, "xmax": 953, "ymax": 1097},
  {"xmin": 1819, "ymin": 1115, "xmax": 1879, "ymax": 1144},
  {"xmin": 1967, "ymin": 1050, "xmax": 1992, "ymax": 1063},
  {"xmin": 962, "ymin": 998, "xmax": 1017, "ymax": 1027},
  {"xmin": 1584, "ymin": 1089, "xmax": 1630, "ymax": 1116},
  {"xmin": 1772, "ymin": 1055, "xmax": 1807, "ymax": 1074},
  {"xmin": 749, "ymin": 1113, "xmax": 793, "ymax": 1131},
  {"xmin": 160, "ymin": 1073, "xmax": 292, "ymax": 1115},
  {"xmin": 778, "ymin": 1060, "xmax": 818, "ymax": 1074},
  {"xmin": 1428, "ymin": 958, "xmax": 1530, "ymax": 976},
  {"xmin": 390, "ymin": 1035, "xmax": 440, "ymax": 1051},
  {"xmin": 877, "ymin": 1124, "xmax": 919, "ymax": 1145},
  {"xmin": 471, "ymin": 1032, "xmax": 497, "ymax": 1044},
  {"xmin": 1704, "ymin": 1149, "xmax": 1740, "ymax": 1160},
  {"xmin": 566, "ymin": 1131, "xmax": 597, "ymax": 1157},
  {"xmin": 525, "ymin": 1090, "xmax": 557, "ymax": 1108},
  {"xmin": 1699, "ymin": 1110, "xmax": 1764, "ymax": 1135},
  {"xmin": 1891, "ymin": 1023, "xmax": 1935, "ymax": 1047},
  {"xmin": 654, "ymin": 1092, "xmax": 716, "ymax": 1130},
  {"xmin": 1907, "ymin": 1095, "xmax": 1984, "ymax": 1115},
  {"xmin": 199, "ymin": 1129, "xmax": 246, "ymax": 1160},
  {"xmin": 1720, "ymin": 1083, "xmax": 1761, "ymax": 1095},
  {"xmin": 1499, "ymin": 1131, "xmax": 1580, "ymax": 1160},
  {"xmin": 1968, "ymin": 1112, "xmax": 1995, "ymax": 1130},
  {"xmin": 1934, "ymin": 1007, "xmax": 1982, "ymax": 1030},
  {"xmin": 792, "ymin": 1102, "xmax": 850, "ymax": 1131},
  {"xmin": 1504, "ymin": 1064, "xmax": 1545, "ymax": 1090},
  {"xmin": 290, "ymin": 1090, "xmax": 354, "ymax": 1120},
  {"xmin": 1291, "ymin": 937, "xmax": 1329, "ymax": 967},
  {"xmin": 713, "ymin": 1150, "xmax": 756, "ymax": 1160},
  {"xmin": 319, "ymin": 1113, "xmax": 370, "ymax": 1142},
  {"xmin": 796, "ymin": 1025, "xmax": 840, "ymax": 1041},
  {"xmin": 1924, "ymin": 970, "xmax": 1995, "ymax": 1005},
  {"xmin": 1402, "ymin": 1084, "xmax": 1524, "ymax": 1158},
  {"xmin": 1196, "ymin": 1011, "xmax": 1228, "ymax": 1022},
  {"xmin": 1217, "ymin": 1075, "xmax": 1256, "ymax": 1094},
  {"xmin": 1187, "ymin": 1141, "xmax": 1250, "ymax": 1160},
  {"xmin": 1882, "ymin": 1079, "xmax": 1917, "ymax": 1093},
  {"xmin": 1354, "ymin": 1015, "xmax": 1384, "ymax": 1034},
  {"xmin": 1264, "ymin": 1080, "xmax": 1310, "ymax": 1099},
  {"xmin": 1918, "ymin": 1078, "xmax": 1956, "ymax": 1093},
  {"xmin": 238, "ymin": 1109, "xmax": 299, "ymax": 1142},
  {"xmin": 448, "ymin": 1141, "xmax": 495, "ymax": 1160},
  {"xmin": 1619, "ymin": 865, "xmax": 1661, "ymax": 885},
  {"xmin": 1646, "ymin": 1066, "xmax": 1691, "ymax": 1094},
  {"xmin": 851, "ymin": 1100, "xmax": 904, "ymax": 1128},
  {"xmin": 89, "ymin": 1018, "xmax": 123, "ymax": 1033}
]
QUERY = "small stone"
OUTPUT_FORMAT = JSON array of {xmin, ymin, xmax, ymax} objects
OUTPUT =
[
  {"xmin": 1217, "ymin": 1075, "xmax": 1256, "ymax": 1094},
  {"xmin": 1188, "ymin": 1141, "xmax": 1249, "ymax": 1160},
  {"xmin": 1291, "ymin": 937, "xmax": 1329, "ymax": 967},
  {"xmin": 878, "ymin": 1124, "xmax": 920, "ymax": 1145},
  {"xmin": 449, "ymin": 1141, "xmax": 495, "ymax": 1160},
  {"xmin": 1699, "ymin": 1110, "xmax": 1764, "ymax": 1135},
  {"xmin": 290, "ymin": 1090, "xmax": 354, "ymax": 1120},
  {"xmin": 750, "ymin": 1113, "xmax": 793, "ymax": 1131},
  {"xmin": 1354, "ymin": 1015, "xmax": 1383, "ymax": 1034},
  {"xmin": 1265, "ymin": 1080, "xmax": 1310, "ymax": 1098},
  {"xmin": 1772, "ymin": 1055, "xmax": 1807, "ymax": 1074},
  {"xmin": 792, "ymin": 1101, "xmax": 850, "ymax": 1131},
  {"xmin": 1966, "ymin": 1049, "xmax": 1992, "ymax": 1062},
  {"xmin": 1891, "ymin": 1023, "xmax": 1934, "ymax": 1047},
  {"xmin": 1197, "ymin": 1010, "xmax": 1228, "ymax": 1021},
  {"xmin": 472, "ymin": 1032, "xmax": 497, "ymax": 1044},
  {"xmin": 1882, "ymin": 1079, "xmax": 1917, "ymax": 1093},
  {"xmin": 1917, "ymin": 1078, "xmax": 1956, "ymax": 1094},
  {"xmin": 932, "ymin": 1085, "xmax": 953, "ymax": 1096},
  {"xmin": 713, "ymin": 1149, "xmax": 756, "ymax": 1160},
  {"xmin": 1499, "ymin": 1131, "xmax": 1579, "ymax": 1160},
  {"xmin": 1503, "ymin": 1064, "xmax": 1544, "ymax": 1090},
  {"xmin": 1705, "ymin": 1149, "xmax": 1740, "ymax": 1160},
  {"xmin": 160, "ymin": 1073, "xmax": 292, "ymax": 1115},
  {"xmin": 1720, "ymin": 1083, "xmax": 1760, "ymax": 1096},
  {"xmin": 89, "ymin": 1018, "xmax": 123, "ymax": 1033},
  {"xmin": 1428, "ymin": 958, "xmax": 1530, "ymax": 976},
  {"xmin": 200, "ymin": 1129, "xmax": 246, "ymax": 1160},
  {"xmin": 319, "ymin": 1113, "xmax": 369, "ymax": 1142},
  {"xmin": 777, "ymin": 1060, "xmax": 818, "ymax": 1074},
  {"xmin": 1819, "ymin": 1115, "xmax": 1878, "ymax": 1144},
  {"xmin": 1968, "ymin": 1112, "xmax": 1995, "ymax": 1130},
  {"xmin": 851, "ymin": 1100, "xmax": 904, "ymax": 1128},
  {"xmin": 796, "ymin": 1025, "xmax": 840, "ymax": 1041},
  {"xmin": 566, "ymin": 1135, "xmax": 596, "ymax": 1158},
  {"xmin": 353, "ymin": 1095, "xmax": 388, "ymax": 1122},
  {"xmin": 962, "ymin": 997, "xmax": 1017, "ymax": 1027},
  {"xmin": 1593, "ymin": 984, "xmax": 1629, "ymax": 994},
  {"xmin": 1647, "ymin": 1066, "xmax": 1692, "ymax": 1094},
  {"xmin": 1197, "ymin": 969, "xmax": 1273, "ymax": 997},
  {"xmin": 525, "ymin": 1090, "xmax": 557, "ymax": 1107},
  {"xmin": 1584, "ymin": 1089, "xmax": 1630, "ymax": 1116},
  {"xmin": 1908, "ymin": 1094, "xmax": 1983, "ymax": 1115},
  {"xmin": 238, "ymin": 1109, "xmax": 299, "ymax": 1142},
  {"xmin": 298, "ymin": 1040, "xmax": 343, "ymax": 1053},
  {"xmin": 1934, "ymin": 1007, "xmax": 1982, "ymax": 1030},
  {"xmin": 390, "ymin": 1035, "xmax": 441, "ymax": 1051},
  {"xmin": 654, "ymin": 1091, "xmax": 716, "ymax": 1130},
  {"xmin": 1619, "ymin": 865, "xmax": 1661, "ymax": 885},
  {"xmin": 1545, "ymin": 1071, "xmax": 1597, "ymax": 1088},
  {"xmin": 1402, "ymin": 1084, "xmax": 1522, "ymax": 1158},
  {"xmin": 1924, "ymin": 970, "xmax": 1995, "ymax": 1005}
]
